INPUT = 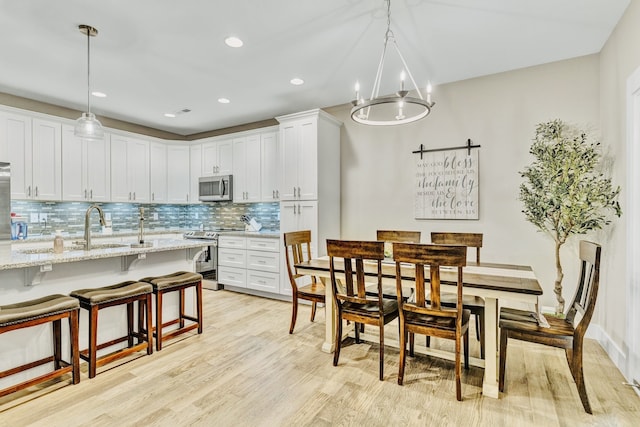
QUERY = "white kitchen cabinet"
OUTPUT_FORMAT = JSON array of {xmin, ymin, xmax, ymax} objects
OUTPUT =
[
  {"xmin": 279, "ymin": 111, "xmax": 338, "ymax": 201},
  {"xmin": 202, "ymin": 138, "xmax": 232, "ymax": 176},
  {"xmin": 217, "ymin": 235, "xmax": 281, "ymax": 295},
  {"xmin": 61, "ymin": 125, "xmax": 110, "ymax": 202},
  {"xmin": 277, "ymin": 109, "xmax": 342, "ymax": 296},
  {"xmin": 6, "ymin": 114, "xmax": 62, "ymax": 201},
  {"xmin": 110, "ymin": 135, "xmax": 150, "ymax": 203},
  {"xmin": 167, "ymin": 145, "xmax": 190, "ymax": 203},
  {"xmin": 1, "ymin": 112, "xmax": 31, "ymax": 198},
  {"xmin": 149, "ymin": 142, "xmax": 167, "ymax": 203},
  {"xmin": 232, "ymin": 134, "xmax": 261, "ymax": 203},
  {"xmin": 189, "ymin": 144, "xmax": 202, "ymax": 204},
  {"xmin": 218, "ymin": 235, "xmax": 247, "ymax": 288},
  {"xmin": 260, "ymin": 130, "xmax": 280, "ymax": 202}
]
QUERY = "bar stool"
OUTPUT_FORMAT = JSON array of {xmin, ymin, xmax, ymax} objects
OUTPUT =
[
  {"xmin": 70, "ymin": 281, "xmax": 153, "ymax": 378},
  {"xmin": 0, "ymin": 294, "xmax": 80, "ymax": 397},
  {"xmin": 139, "ymin": 271, "xmax": 203, "ymax": 351}
]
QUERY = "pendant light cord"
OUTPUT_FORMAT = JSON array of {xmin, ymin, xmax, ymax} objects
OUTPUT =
[{"xmin": 86, "ymin": 27, "xmax": 92, "ymax": 115}]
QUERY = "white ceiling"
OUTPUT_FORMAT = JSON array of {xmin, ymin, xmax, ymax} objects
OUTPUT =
[{"xmin": 0, "ymin": 0, "xmax": 630, "ymax": 136}]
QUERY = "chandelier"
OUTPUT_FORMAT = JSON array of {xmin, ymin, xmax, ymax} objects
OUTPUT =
[
  {"xmin": 351, "ymin": 0, "xmax": 434, "ymax": 126},
  {"xmin": 74, "ymin": 24, "xmax": 104, "ymax": 140}
]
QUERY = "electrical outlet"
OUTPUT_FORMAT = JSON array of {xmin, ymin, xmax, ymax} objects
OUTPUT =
[
  {"xmin": 105, "ymin": 212, "xmax": 112, "ymax": 220},
  {"xmin": 30, "ymin": 213, "xmax": 39, "ymax": 223},
  {"xmin": 153, "ymin": 213, "xmax": 158, "ymax": 220},
  {"xmin": 195, "ymin": 212, "xmax": 199, "ymax": 219}
]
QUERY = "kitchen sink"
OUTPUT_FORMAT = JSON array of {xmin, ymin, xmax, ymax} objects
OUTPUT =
[
  {"xmin": 19, "ymin": 245, "xmax": 85, "ymax": 254},
  {"xmin": 19, "ymin": 242, "xmax": 129, "ymax": 254},
  {"xmin": 130, "ymin": 242, "xmax": 154, "ymax": 248}
]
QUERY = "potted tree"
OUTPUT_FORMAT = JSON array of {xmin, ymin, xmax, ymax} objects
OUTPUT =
[{"xmin": 519, "ymin": 119, "xmax": 622, "ymax": 315}]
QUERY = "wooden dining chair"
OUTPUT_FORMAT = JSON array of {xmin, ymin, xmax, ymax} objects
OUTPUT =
[
  {"xmin": 376, "ymin": 230, "xmax": 421, "ymax": 243},
  {"xmin": 327, "ymin": 239, "xmax": 399, "ymax": 381},
  {"xmin": 499, "ymin": 240, "xmax": 601, "ymax": 414},
  {"xmin": 283, "ymin": 230, "xmax": 325, "ymax": 334},
  {"xmin": 430, "ymin": 232, "xmax": 485, "ymax": 359},
  {"xmin": 393, "ymin": 242, "xmax": 470, "ymax": 401}
]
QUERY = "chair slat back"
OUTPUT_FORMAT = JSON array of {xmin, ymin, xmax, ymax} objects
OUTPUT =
[
  {"xmin": 431, "ymin": 232, "xmax": 483, "ymax": 264},
  {"xmin": 327, "ymin": 240, "xmax": 385, "ymax": 308},
  {"xmin": 565, "ymin": 241, "xmax": 601, "ymax": 337},
  {"xmin": 393, "ymin": 243, "xmax": 467, "ymax": 319},
  {"xmin": 284, "ymin": 230, "xmax": 316, "ymax": 292},
  {"xmin": 377, "ymin": 230, "xmax": 421, "ymax": 243}
]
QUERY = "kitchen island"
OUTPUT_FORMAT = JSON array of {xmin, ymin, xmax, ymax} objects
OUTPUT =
[{"xmin": 0, "ymin": 235, "xmax": 212, "ymax": 390}]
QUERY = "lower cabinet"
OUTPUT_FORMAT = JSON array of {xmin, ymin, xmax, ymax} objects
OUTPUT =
[{"xmin": 218, "ymin": 234, "xmax": 281, "ymax": 296}]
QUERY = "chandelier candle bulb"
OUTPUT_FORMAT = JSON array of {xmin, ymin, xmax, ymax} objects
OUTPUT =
[
  {"xmin": 355, "ymin": 81, "xmax": 360, "ymax": 102},
  {"xmin": 427, "ymin": 82, "xmax": 432, "ymax": 104},
  {"xmin": 401, "ymin": 71, "xmax": 405, "ymax": 91}
]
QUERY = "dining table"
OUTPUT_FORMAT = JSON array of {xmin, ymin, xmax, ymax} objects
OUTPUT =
[{"xmin": 294, "ymin": 256, "xmax": 543, "ymax": 398}]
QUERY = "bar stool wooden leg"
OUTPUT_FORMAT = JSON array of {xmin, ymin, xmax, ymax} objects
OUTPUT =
[
  {"xmin": 128, "ymin": 302, "xmax": 135, "ymax": 348},
  {"xmin": 156, "ymin": 290, "xmax": 164, "ymax": 351},
  {"xmin": 70, "ymin": 309, "xmax": 80, "ymax": 384},
  {"xmin": 179, "ymin": 289, "xmax": 185, "ymax": 329},
  {"xmin": 145, "ymin": 294, "xmax": 153, "ymax": 355},
  {"xmin": 53, "ymin": 318, "xmax": 62, "ymax": 370},
  {"xmin": 89, "ymin": 305, "xmax": 99, "ymax": 379},
  {"xmin": 196, "ymin": 281, "xmax": 203, "ymax": 334}
]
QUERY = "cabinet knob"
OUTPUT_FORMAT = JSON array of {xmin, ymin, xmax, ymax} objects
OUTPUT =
[{"xmin": 90, "ymin": 189, "xmax": 93, "ymax": 199}]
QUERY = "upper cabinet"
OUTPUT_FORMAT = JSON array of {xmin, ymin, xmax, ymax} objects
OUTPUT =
[
  {"xmin": 110, "ymin": 135, "xmax": 150, "ymax": 203},
  {"xmin": 202, "ymin": 138, "xmax": 232, "ymax": 176},
  {"xmin": 149, "ymin": 142, "xmax": 168, "ymax": 203},
  {"xmin": 260, "ymin": 130, "xmax": 280, "ymax": 202},
  {"xmin": 1, "ymin": 112, "xmax": 62, "ymax": 201},
  {"xmin": 166, "ymin": 144, "xmax": 190, "ymax": 203},
  {"xmin": 190, "ymin": 144, "xmax": 202, "ymax": 204},
  {"xmin": 61, "ymin": 125, "xmax": 110, "ymax": 202},
  {"xmin": 0, "ymin": 112, "xmax": 31, "ymax": 197},
  {"xmin": 277, "ymin": 110, "xmax": 341, "ymax": 201},
  {"xmin": 232, "ymin": 134, "xmax": 261, "ymax": 203}
]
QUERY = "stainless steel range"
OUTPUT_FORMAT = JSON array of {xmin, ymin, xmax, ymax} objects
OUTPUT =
[{"xmin": 183, "ymin": 231, "xmax": 219, "ymax": 282}]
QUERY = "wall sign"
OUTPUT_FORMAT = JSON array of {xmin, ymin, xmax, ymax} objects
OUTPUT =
[{"xmin": 414, "ymin": 142, "xmax": 480, "ymax": 220}]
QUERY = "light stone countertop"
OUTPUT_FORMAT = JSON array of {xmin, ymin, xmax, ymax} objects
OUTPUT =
[
  {"xmin": 0, "ymin": 238, "xmax": 216, "ymax": 271},
  {"xmin": 0, "ymin": 230, "xmax": 281, "ymax": 271}
]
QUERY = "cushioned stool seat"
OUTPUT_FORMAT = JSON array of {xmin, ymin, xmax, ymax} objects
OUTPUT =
[
  {"xmin": 0, "ymin": 294, "xmax": 80, "ymax": 397},
  {"xmin": 139, "ymin": 271, "xmax": 203, "ymax": 351},
  {"xmin": 70, "ymin": 281, "xmax": 153, "ymax": 378}
]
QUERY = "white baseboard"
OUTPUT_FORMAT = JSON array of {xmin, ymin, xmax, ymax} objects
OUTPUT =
[{"xmin": 586, "ymin": 323, "xmax": 638, "ymax": 396}]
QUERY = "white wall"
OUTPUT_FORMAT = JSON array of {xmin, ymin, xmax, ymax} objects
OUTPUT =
[
  {"xmin": 599, "ymin": 0, "xmax": 640, "ymax": 380},
  {"xmin": 326, "ymin": 54, "xmax": 600, "ymax": 311}
]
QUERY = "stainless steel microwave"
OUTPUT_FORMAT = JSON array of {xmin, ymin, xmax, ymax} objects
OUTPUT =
[{"xmin": 198, "ymin": 175, "xmax": 233, "ymax": 202}]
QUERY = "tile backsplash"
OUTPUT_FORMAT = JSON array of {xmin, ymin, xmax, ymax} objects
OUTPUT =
[{"xmin": 11, "ymin": 201, "xmax": 280, "ymax": 236}]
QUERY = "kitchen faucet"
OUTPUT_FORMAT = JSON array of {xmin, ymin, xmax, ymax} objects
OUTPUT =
[
  {"xmin": 138, "ymin": 206, "xmax": 145, "ymax": 244},
  {"xmin": 84, "ymin": 204, "xmax": 106, "ymax": 250}
]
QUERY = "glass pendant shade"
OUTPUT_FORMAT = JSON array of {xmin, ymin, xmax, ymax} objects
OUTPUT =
[
  {"xmin": 75, "ymin": 24, "xmax": 104, "ymax": 140},
  {"xmin": 74, "ymin": 112, "xmax": 104, "ymax": 140}
]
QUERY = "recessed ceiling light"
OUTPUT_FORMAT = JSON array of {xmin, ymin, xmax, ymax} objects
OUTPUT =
[
  {"xmin": 290, "ymin": 78, "xmax": 304, "ymax": 86},
  {"xmin": 164, "ymin": 113, "xmax": 176, "ymax": 118},
  {"xmin": 91, "ymin": 91, "xmax": 107, "ymax": 98},
  {"xmin": 218, "ymin": 98, "xmax": 230, "ymax": 104},
  {"xmin": 224, "ymin": 36, "xmax": 243, "ymax": 48}
]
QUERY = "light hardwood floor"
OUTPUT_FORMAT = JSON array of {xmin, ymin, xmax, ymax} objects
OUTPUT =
[{"xmin": 1, "ymin": 289, "xmax": 639, "ymax": 426}]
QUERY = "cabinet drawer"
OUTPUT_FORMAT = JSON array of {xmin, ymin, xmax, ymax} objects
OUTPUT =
[
  {"xmin": 218, "ymin": 266, "xmax": 246, "ymax": 288},
  {"xmin": 246, "ymin": 270, "xmax": 279, "ymax": 293},
  {"xmin": 247, "ymin": 237, "xmax": 280, "ymax": 252},
  {"xmin": 247, "ymin": 250, "xmax": 279, "ymax": 273},
  {"xmin": 218, "ymin": 235, "xmax": 246, "ymax": 249},
  {"xmin": 218, "ymin": 248, "xmax": 246, "ymax": 268}
]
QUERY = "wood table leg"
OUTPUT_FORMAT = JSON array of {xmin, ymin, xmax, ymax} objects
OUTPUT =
[{"xmin": 482, "ymin": 296, "xmax": 499, "ymax": 398}]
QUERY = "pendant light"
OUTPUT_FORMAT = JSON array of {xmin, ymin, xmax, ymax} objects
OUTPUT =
[
  {"xmin": 74, "ymin": 24, "xmax": 104, "ymax": 140},
  {"xmin": 351, "ymin": 0, "xmax": 434, "ymax": 126}
]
